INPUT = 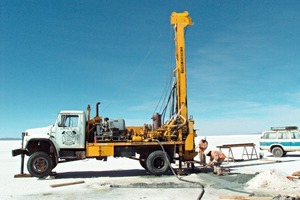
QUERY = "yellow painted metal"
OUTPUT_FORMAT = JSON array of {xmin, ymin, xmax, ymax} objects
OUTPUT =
[
  {"xmin": 185, "ymin": 119, "xmax": 197, "ymax": 151},
  {"xmin": 132, "ymin": 135, "xmax": 142, "ymax": 142},
  {"xmin": 126, "ymin": 126, "xmax": 144, "ymax": 134},
  {"xmin": 86, "ymin": 143, "xmax": 114, "ymax": 157},
  {"xmin": 184, "ymin": 150, "xmax": 198, "ymax": 161},
  {"xmin": 170, "ymin": 11, "xmax": 196, "ymax": 160},
  {"xmin": 170, "ymin": 11, "xmax": 193, "ymax": 121}
]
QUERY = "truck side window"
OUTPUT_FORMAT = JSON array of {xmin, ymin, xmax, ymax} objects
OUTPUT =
[
  {"xmin": 58, "ymin": 115, "xmax": 67, "ymax": 127},
  {"xmin": 58, "ymin": 115, "xmax": 79, "ymax": 127}
]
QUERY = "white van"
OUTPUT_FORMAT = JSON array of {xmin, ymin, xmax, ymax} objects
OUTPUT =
[{"xmin": 259, "ymin": 126, "xmax": 300, "ymax": 157}]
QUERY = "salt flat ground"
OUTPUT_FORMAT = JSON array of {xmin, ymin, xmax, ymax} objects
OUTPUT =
[{"xmin": 1, "ymin": 135, "xmax": 299, "ymax": 200}]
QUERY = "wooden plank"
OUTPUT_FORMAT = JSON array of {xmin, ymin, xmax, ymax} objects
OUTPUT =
[
  {"xmin": 14, "ymin": 173, "xmax": 32, "ymax": 178},
  {"xmin": 219, "ymin": 195, "xmax": 272, "ymax": 200},
  {"xmin": 50, "ymin": 180, "xmax": 85, "ymax": 188},
  {"xmin": 217, "ymin": 143, "xmax": 255, "ymax": 148}
]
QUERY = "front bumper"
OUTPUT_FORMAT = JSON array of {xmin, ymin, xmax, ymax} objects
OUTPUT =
[{"xmin": 12, "ymin": 148, "xmax": 29, "ymax": 157}]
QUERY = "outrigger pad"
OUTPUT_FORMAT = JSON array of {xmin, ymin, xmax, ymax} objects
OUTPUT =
[
  {"xmin": 12, "ymin": 149, "xmax": 29, "ymax": 157},
  {"xmin": 14, "ymin": 174, "xmax": 32, "ymax": 178}
]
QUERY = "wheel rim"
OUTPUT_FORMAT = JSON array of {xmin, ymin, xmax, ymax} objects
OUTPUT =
[
  {"xmin": 153, "ymin": 157, "xmax": 165, "ymax": 169},
  {"xmin": 33, "ymin": 157, "xmax": 49, "ymax": 173},
  {"xmin": 273, "ymin": 148, "xmax": 282, "ymax": 157}
]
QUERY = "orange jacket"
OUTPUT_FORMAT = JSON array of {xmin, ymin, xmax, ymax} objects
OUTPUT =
[{"xmin": 209, "ymin": 150, "xmax": 226, "ymax": 161}]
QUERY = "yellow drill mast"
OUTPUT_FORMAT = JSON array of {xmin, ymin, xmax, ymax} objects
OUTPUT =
[
  {"xmin": 170, "ymin": 11, "xmax": 193, "ymax": 121},
  {"xmin": 170, "ymin": 12, "xmax": 197, "ymax": 163}
]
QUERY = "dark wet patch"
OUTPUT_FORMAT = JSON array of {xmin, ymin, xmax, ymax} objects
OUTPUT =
[{"xmin": 218, "ymin": 173, "xmax": 257, "ymax": 184}]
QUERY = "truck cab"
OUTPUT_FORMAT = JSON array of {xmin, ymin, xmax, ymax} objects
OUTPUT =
[{"xmin": 22, "ymin": 111, "xmax": 86, "ymax": 153}]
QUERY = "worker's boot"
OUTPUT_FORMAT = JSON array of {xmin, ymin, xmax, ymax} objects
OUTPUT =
[
  {"xmin": 213, "ymin": 166, "xmax": 217, "ymax": 174},
  {"xmin": 216, "ymin": 167, "xmax": 223, "ymax": 176}
]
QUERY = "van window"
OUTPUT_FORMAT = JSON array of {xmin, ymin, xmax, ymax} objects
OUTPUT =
[
  {"xmin": 291, "ymin": 132, "xmax": 300, "ymax": 139},
  {"xmin": 278, "ymin": 132, "xmax": 289, "ymax": 139},
  {"xmin": 263, "ymin": 132, "xmax": 277, "ymax": 139}
]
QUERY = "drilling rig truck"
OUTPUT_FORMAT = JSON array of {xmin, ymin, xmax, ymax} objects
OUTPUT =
[{"xmin": 12, "ymin": 11, "xmax": 198, "ymax": 178}]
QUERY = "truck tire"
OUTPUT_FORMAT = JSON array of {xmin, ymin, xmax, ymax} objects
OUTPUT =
[
  {"xmin": 272, "ymin": 147, "xmax": 284, "ymax": 157},
  {"xmin": 27, "ymin": 151, "xmax": 53, "ymax": 178},
  {"xmin": 146, "ymin": 150, "xmax": 170, "ymax": 176}
]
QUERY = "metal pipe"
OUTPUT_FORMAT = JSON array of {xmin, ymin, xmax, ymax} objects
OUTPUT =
[
  {"xmin": 87, "ymin": 105, "xmax": 91, "ymax": 142},
  {"xmin": 96, "ymin": 102, "xmax": 100, "ymax": 117},
  {"xmin": 20, "ymin": 132, "xmax": 25, "ymax": 174}
]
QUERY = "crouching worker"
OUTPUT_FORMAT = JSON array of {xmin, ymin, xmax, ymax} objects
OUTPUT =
[{"xmin": 206, "ymin": 150, "xmax": 226, "ymax": 175}]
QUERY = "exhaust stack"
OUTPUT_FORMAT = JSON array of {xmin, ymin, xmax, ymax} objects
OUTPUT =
[{"xmin": 96, "ymin": 102, "xmax": 100, "ymax": 117}]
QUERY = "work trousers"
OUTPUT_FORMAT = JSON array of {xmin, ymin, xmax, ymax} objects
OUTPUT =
[
  {"xmin": 213, "ymin": 159, "xmax": 224, "ymax": 175},
  {"xmin": 199, "ymin": 151, "xmax": 206, "ymax": 165}
]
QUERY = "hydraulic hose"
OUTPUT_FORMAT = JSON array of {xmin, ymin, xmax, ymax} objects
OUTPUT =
[{"xmin": 153, "ymin": 139, "xmax": 205, "ymax": 200}]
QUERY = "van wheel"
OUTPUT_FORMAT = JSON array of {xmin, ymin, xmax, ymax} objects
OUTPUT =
[
  {"xmin": 146, "ymin": 150, "xmax": 170, "ymax": 176},
  {"xmin": 27, "ymin": 151, "xmax": 53, "ymax": 178},
  {"xmin": 272, "ymin": 147, "xmax": 284, "ymax": 157}
]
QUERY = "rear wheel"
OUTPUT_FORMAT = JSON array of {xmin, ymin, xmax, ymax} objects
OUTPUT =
[
  {"xmin": 27, "ymin": 151, "xmax": 53, "ymax": 178},
  {"xmin": 146, "ymin": 150, "xmax": 170, "ymax": 176},
  {"xmin": 271, "ymin": 147, "xmax": 284, "ymax": 157}
]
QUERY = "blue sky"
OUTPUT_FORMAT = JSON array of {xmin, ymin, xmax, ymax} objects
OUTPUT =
[{"xmin": 1, "ymin": 1, "xmax": 300, "ymax": 138}]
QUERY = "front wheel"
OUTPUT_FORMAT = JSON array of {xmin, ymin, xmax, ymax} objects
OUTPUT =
[
  {"xmin": 271, "ymin": 147, "xmax": 284, "ymax": 157},
  {"xmin": 146, "ymin": 150, "xmax": 170, "ymax": 176},
  {"xmin": 27, "ymin": 151, "xmax": 53, "ymax": 178}
]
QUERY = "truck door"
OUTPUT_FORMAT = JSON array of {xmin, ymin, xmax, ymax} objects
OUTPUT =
[{"xmin": 55, "ymin": 114, "xmax": 84, "ymax": 149}]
